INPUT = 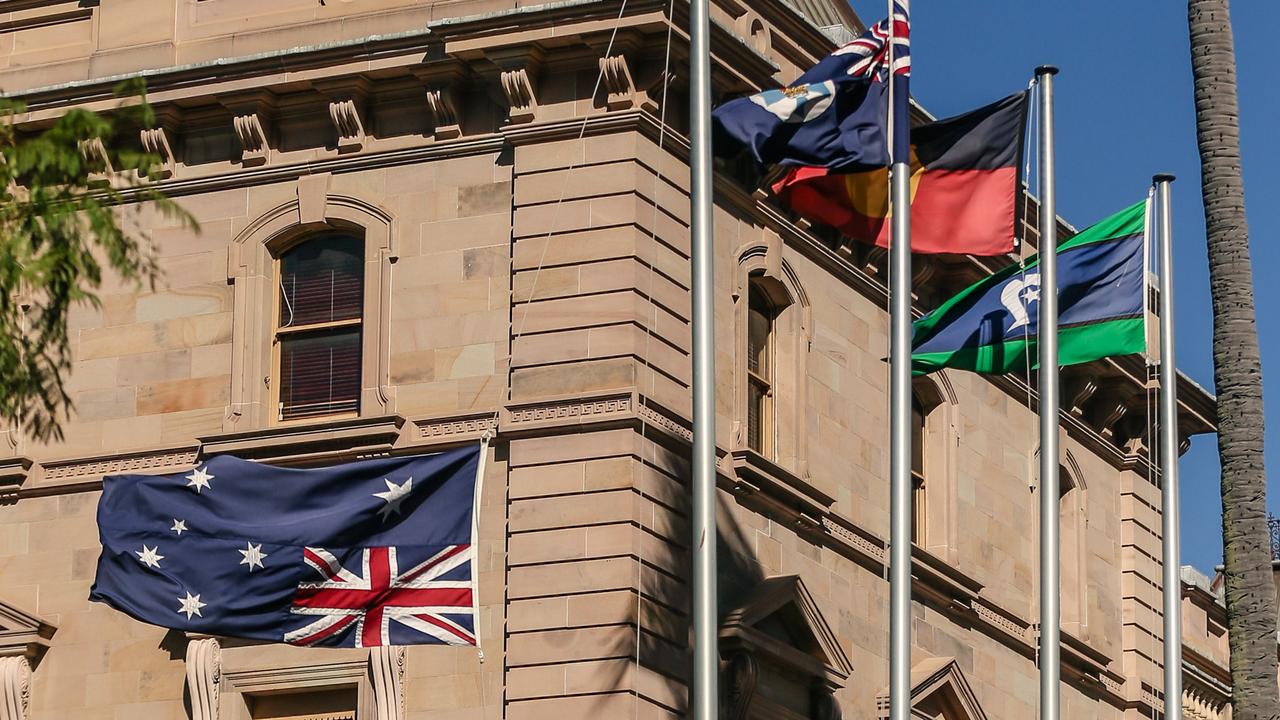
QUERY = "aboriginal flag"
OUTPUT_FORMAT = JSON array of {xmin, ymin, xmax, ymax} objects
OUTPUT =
[{"xmin": 773, "ymin": 90, "xmax": 1028, "ymax": 256}]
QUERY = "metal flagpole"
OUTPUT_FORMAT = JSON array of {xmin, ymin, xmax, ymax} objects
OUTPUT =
[
  {"xmin": 688, "ymin": 0, "xmax": 717, "ymax": 710},
  {"xmin": 1154, "ymin": 173, "xmax": 1182, "ymax": 720},
  {"xmin": 887, "ymin": 2, "xmax": 912, "ymax": 718},
  {"xmin": 1035, "ymin": 64, "xmax": 1060, "ymax": 720}
]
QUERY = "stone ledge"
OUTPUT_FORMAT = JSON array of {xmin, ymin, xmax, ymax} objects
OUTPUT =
[{"xmin": 198, "ymin": 415, "xmax": 406, "ymax": 464}]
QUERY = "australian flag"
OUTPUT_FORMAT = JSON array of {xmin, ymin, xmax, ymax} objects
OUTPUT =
[
  {"xmin": 90, "ymin": 445, "xmax": 482, "ymax": 649},
  {"xmin": 712, "ymin": 1, "xmax": 911, "ymax": 170}
]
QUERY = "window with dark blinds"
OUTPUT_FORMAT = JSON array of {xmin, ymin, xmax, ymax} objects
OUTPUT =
[
  {"xmin": 746, "ymin": 286, "xmax": 774, "ymax": 456},
  {"xmin": 276, "ymin": 234, "xmax": 364, "ymax": 422}
]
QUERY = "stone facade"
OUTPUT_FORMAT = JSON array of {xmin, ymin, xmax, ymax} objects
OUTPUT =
[{"xmin": 0, "ymin": 1, "xmax": 1230, "ymax": 719}]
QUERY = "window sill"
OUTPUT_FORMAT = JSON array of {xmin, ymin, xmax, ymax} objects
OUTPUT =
[
  {"xmin": 198, "ymin": 414, "xmax": 405, "ymax": 465},
  {"xmin": 729, "ymin": 448, "xmax": 833, "ymax": 523}
]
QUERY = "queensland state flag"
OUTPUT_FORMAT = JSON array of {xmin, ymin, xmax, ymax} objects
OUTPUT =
[
  {"xmin": 912, "ymin": 201, "xmax": 1148, "ymax": 375},
  {"xmin": 90, "ymin": 445, "xmax": 482, "ymax": 648},
  {"xmin": 712, "ymin": 3, "xmax": 909, "ymax": 171},
  {"xmin": 774, "ymin": 91, "xmax": 1029, "ymax": 256}
]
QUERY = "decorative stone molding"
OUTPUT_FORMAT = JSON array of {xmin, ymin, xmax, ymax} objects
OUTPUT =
[
  {"xmin": 724, "ymin": 651, "xmax": 757, "ymax": 720},
  {"xmin": 40, "ymin": 447, "xmax": 198, "ymax": 482},
  {"xmin": 368, "ymin": 646, "xmax": 405, "ymax": 720},
  {"xmin": 506, "ymin": 393, "xmax": 631, "ymax": 428},
  {"xmin": 415, "ymin": 412, "xmax": 499, "ymax": 442},
  {"xmin": 598, "ymin": 55, "xmax": 636, "ymax": 110},
  {"xmin": 640, "ymin": 69, "xmax": 678, "ymax": 115},
  {"xmin": 0, "ymin": 600, "xmax": 55, "ymax": 661},
  {"xmin": 876, "ymin": 657, "xmax": 987, "ymax": 720},
  {"xmin": 0, "ymin": 458, "xmax": 31, "ymax": 505},
  {"xmin": 0, "ymin": 656, "xmax": 30, "ymax": 720},
  {"xmin": 185, "ymin": 637, "xmax": 221, "ymax": 720},
  {"xmin": 424, "ymin": 86, "xmax": 462, "ymax": 140},
  {"xmin": 499, "ymin": 67, "xmax": 537, "ymax": 123}
]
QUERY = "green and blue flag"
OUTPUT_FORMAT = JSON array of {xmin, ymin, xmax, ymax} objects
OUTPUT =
[{"xmin": 911, "ymin": 201, "xmax": 1148, "ymax": 375}]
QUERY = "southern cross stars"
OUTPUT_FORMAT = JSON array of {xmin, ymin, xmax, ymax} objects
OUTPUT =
[
  {"xmin": 136, "ymin": 545, "xmax": 164, "ymax": 568},
  {"xmin": 177, "ymin": 592, "xmax": 206, "ymax": 620},
  {"xmin": 171, "ymin": 519, "xmax": 187, "ymax": 535},
  {"xmin": 239, "ymin": 541, "xmax": 268, "ymax": 571},
  {"xmin": 373, "ymin": 477, "xmax": 413, "ymax": 522},
  {"xmin": 186, "ymin": 466, "xmax": 214, "ymax": 493}
]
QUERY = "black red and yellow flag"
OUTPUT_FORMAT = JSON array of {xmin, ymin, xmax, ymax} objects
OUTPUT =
[{"xmin": 772, "ymin": 90, "xmax": 1028, "ymax": 256}]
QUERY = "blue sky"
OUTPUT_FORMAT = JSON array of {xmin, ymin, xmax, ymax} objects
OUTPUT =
[{"xmin": 846, "ymin": 1, "xmax": 1280, "ymax": 572}]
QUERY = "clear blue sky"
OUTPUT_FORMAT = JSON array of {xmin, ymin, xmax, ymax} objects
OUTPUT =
[{"xmin": 846, "ymin": 0, "xmax": 1279, "ymax": 573}]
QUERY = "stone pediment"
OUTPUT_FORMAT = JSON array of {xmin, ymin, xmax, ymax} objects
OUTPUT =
[
  {"xmin": 720, "ymin": 574, "xmax": 852, "ymax": 686},
  {"xmin": 876, "ymin": 657, "xmax": 987, "ymax": 720},
  {"xmin": 0, "ymin": 599, "xmax": 55, "ymax": 661}
]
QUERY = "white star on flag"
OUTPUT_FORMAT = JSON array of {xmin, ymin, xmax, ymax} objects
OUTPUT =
[
  {"xmin": 372, "ymin": 477, "xmax": 413, "ymax": 522},
  {"xmin": 186, "ymin": 466, "xmax": 214, "ymax": 493},
  {"xmin": 239, "ymin": 541, "xmax": 268, "ymax": 571},
  {"xmin": 171, "ymin": 519, "xmax": 187, "ymax": 535},
  {"xmin": 177, "ymin": 592, "xmax": 206, "ymax": 620},
  {"xmin": 136, "ymin": 545, "xmax": 164, "ymax": 568}
]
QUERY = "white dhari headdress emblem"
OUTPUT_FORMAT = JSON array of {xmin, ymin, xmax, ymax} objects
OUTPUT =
[{"xmin": 750, "ymin": 81, "xmax": 836, "ymax": 124}]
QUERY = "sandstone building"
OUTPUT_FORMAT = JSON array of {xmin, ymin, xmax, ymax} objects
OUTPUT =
[{"xmin": 0, "ymin": 1, "xmax": 1233, "ymax": 719}]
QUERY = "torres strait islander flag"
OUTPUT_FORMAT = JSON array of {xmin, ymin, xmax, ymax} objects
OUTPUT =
[
  {"xmin": 90, "ymin": 445, "xmax": 483, "ymax": 648},
  {"xmin": 773, "ymin": 91, "xmax": 1029, "ymax": 256},
  {"xmin": 911, "ymin": 201, "xmax": 1149, "ymax": 376}
]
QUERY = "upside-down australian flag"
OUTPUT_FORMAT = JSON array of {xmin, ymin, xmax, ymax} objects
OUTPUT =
[
  {"xmin": 712, "ymin": 2, "xmax": 910, "ymax": 171},
  {"xmin": 90, "ymin": 445, "xmax": 483, "ymax": 648}
]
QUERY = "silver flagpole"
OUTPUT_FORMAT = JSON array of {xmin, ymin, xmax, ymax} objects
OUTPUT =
[
  {"xmin": 688, "ymin": 0, "xmax": 718, "ymax": 710},
  {"xmin": 1035, "ymin": 64, "xmax": 1060, "ymax": 720},
  {"xmin": 887, "ymin": 2, "xmax": 912, "ymax": 719},
  {"xmin": 1154, "ymin": 173, "xmax": 1182, "ymax": 720}
]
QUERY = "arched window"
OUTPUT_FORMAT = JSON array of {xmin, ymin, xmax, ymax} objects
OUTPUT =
[
  {"xmin": 746, "ymin": 284, "xmax": 776, "ymax": 456},
  {"xmin": 274, "ymin": 233, "xmax": 364, "ymax": 422}
]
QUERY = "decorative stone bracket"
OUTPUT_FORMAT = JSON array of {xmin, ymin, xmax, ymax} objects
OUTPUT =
[
  {"xmin": 598, "ymin": 54, "xmax": 636, "ymax": 110},
  {"xmin": 369, "ymin": 646, "xmax": 405, "ymax": 720},
  {"xmin": 185, "ymin": 637, "xmax": 221, "ymax": 720},
  {"xmin": 500, "ymin": 67, "xmax": 537, "ymax": 123},
  {"xmin": 425, "ymin": 85, "xmax": 462, "ymax": 140},
  {"xmin": 0, "ymin": 656, "xmax": 30, "ymax": 720},
  {"xmin": 222, "ymin": 91, "xmax": 274, "ymax": 167},
  {"xmin": 138, "ymin": 106, "xmax": 182, "ymax": 179},
  {"xmin": 316, "ymin": 78, "xmax": 371, "ymax": 152}
]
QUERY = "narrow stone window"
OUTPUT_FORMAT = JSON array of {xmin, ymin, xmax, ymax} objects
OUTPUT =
[
  {"xmin": 274, "ymin": 233, "xmax": 364, "ymax": 422},
  {"xmin": 746, "ymin": 284, "xmax": 776, "ymax": 456}
]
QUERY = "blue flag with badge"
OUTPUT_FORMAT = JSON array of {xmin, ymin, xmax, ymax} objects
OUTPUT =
[
  {"xmin": 712, "ymin": 3, "xmax": 910, "ymax": 170},
  {"xmin": 90, "ymin": 445, "xmax": 483, "ymax": 649}
]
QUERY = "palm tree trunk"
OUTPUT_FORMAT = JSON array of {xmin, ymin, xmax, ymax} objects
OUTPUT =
[{"xmin": 1187, "ymin": 2, "xmax": 1279, "ymax": 719}]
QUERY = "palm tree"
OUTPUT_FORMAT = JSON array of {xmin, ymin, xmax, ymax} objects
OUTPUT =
[{"xmin": 1187, "ymin": 2, "xmax": 1279, "ymax": 719}]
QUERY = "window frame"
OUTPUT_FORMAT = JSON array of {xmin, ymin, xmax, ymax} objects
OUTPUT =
[
  {"xmin": 269, "ymin": 232, "xmax": 367, "ymax": 425},
  {"xmin": 746, "ymin": 284, "xmax": 777, "ymax": 457},
  {"xmin": 226, "ymin": 191, "xmax": 396, "ymax": 433}
]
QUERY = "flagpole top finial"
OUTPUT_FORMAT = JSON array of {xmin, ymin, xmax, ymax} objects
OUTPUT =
[
  {"xmin": 1153, "ymin": 173, "xmax": 1177, "ymax": 184},
  {"xmin": 1035, "ymin": 65, "xmax": 1059, "ymax": 77}
]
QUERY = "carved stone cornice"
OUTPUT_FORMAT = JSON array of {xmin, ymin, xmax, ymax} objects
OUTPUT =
[
  {"xmin": 36, "ymin": 446, "xmax": 199, "ymax": 490},
  {"xmin": 412, "ymin": 412, "xmax": 499, "ymax": 444}
]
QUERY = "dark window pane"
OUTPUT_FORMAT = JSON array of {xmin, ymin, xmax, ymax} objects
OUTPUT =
[
  {"xmin": 747, "ymin": 288, "xmax": 772, "ymax": 377},
  {"xmin": 279, "ymin": 328, "xmax": 361, "ymax": 421},
  {"xmin": 911, "ymin": 401, "xmax": 925, "ymax": 478},
  {"xmin": 280, "ymin": 234, "xmax": 364, "ymax": 327},
  {"xmin": 748, "ymin": 379, "xmax": 766, "ymax": 453}
]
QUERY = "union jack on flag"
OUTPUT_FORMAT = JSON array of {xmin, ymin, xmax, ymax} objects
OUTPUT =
[
  {"xmin": 91, "ymin": 445, "xmax": 484, "ymax": 650},
  {"xmin": 711, "ymin": 1, "xmax": 912, "ymax": 170},
  {"xmin": 288, "ymin": 545, "xmax": 475, "ymax": 648}
]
